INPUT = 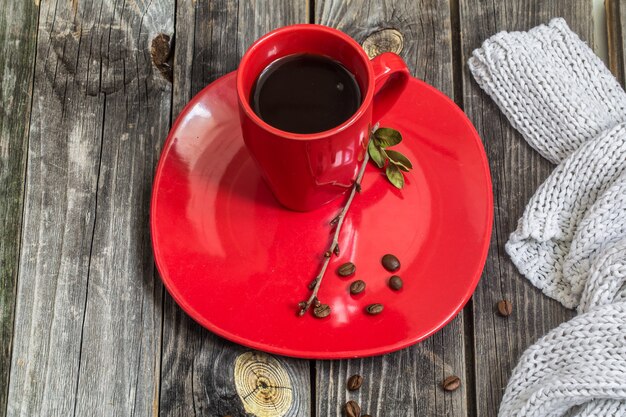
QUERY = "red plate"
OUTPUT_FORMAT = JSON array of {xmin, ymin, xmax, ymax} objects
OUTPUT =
[{"xmin": 151, "ymin": 72, "xmax": 492, "ymax": 358}]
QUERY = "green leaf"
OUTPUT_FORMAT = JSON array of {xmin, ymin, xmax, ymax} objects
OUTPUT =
[
  {"xmin": 385, "ymin": 149, "xmax": 413, "ymax": 172},
  {"xmin": 368, "ymin": 140, "xmax": 386, "ymax": 168},
  {"xmin": 374, "ymin": 128, "xmax": 402, "ymax": 148},
  {"xmin": 386, "ymin": 164, "xmax": 404, "ymax": 189}
]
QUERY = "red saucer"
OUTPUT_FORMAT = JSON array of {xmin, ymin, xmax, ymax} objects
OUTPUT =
[{"xmin": 151, "ymin": 72, "xmax": 492, "ymax": 358}]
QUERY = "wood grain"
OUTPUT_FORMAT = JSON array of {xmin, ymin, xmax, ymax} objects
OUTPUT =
[
  {"xmin": 459, "ymin": 1, "xmax": 592, "ymax": 415},
  {"xmin": 315, "ymin": 1, "xmax": 469, "ymax": 416},
  {"xmin": 233, "ymin": 351, "xmax": 304, "ymax": 417},
  {"xmin": 7, "ymin": 0, "xmax": 174, "ymax": 415},
  {"xmin": 159, "ymin": 1, "xmax": 310, "ymax": 416},
  {"xmin": 0, "ymin": 1, "xmax": 39, "ymax": 416},
  {"xmin": 607, "ymin": 0, "xmax": 625, "ymax": 85}
]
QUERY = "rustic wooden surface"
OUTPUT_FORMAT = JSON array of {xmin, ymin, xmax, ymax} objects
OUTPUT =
[
  {"xmin": 7, "ymin": 0, "xmax": 173, "ymax": 416},
  {"xmin": 159, "ymin": 1, "xmax": 311, "ymax": 416},
  {"xmin": 608, "ymin": 0, "xmax": 625, "ymax": 87},
  {"xmin": 315, "ymin": 1, "xmax": 468, "ymax": 416},
  {"xmin": 0, "ymin": 0, "xmax": 618, "ymax": 416},
  {"xmin": 0, "ymin": 1, "xmax": 39, "ymax": 415},
  {"xmin": 460, "ymin": 2, "xmax": 592, "ymax": 415}
]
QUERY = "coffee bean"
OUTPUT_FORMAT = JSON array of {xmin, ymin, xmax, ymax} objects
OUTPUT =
[
  {"xmin": 337, "ymin": 262, "xmax": 356, "ymax": 277},
  {"xmin": 388, "ymin": 275, "xmax": 403, "ymax": 290},
  {"xmin": 344, "ymin": 400, "xmax": 361, "ymax": 417},
  {"xmin": 347, "ymin": 374, "xmax": 363, "ymax": 391},
  {"xmin": 313, "ymin": 304, "xmax": 331, "ymax": 318},
  {"xmin": 497, "ymin": 299, "xmax": 513, "ymax": 316},
  {"xmin": 365, "ymin": 303, "xmax": 384, "ymax": 315},
  {"xmin": 350, "ymin": 280, "xmax": 366, "ymax": 295},
  {"xmin": 381, "ymin": 254, "xmax": 400, "ymax": 272},
  {"xmin": 442, "ymin": 375, "xmax": 461, "ymax": 392}
]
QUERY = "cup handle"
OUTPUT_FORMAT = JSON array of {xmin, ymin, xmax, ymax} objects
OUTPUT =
[{"xmin": 370, "ymin": 52, "xmax": 410, "ymax": 122}]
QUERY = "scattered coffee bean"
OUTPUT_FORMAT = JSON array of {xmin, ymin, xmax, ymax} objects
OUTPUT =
[
  {"xmin": 381, "ymin": 254, "xmax": 400, "ymax": 272},
  {"xmin": 337, "ymin": 262, "xmax": 356, "ymax": 277},
  {"xmin": 442, "ymin": 375, "xmax": 461, "ymax": 392},
  {"xmin": 313, "ymin": 304, "xmax": 331, "ymax": 318},
  {"xmin": 347, "ymin": 374, "xmax": 363, "ymax": 391},
  {"xmin": 350, "ymin": 280, "xmax": 366, "ymax": 295},
  {"xmin": 497, "ymin": 299, "xmax": 513, "ymax": 317},
  {"xmin": 344, "ymin": 400, "xmax": 361, "ymax": 417},
  {"xmin": 365, "ymin": 303, "xmax": 384, "ymax": 315},
  {"xmin": 388, "ymin": 275, "xmax": 403, "ymax": 291}
]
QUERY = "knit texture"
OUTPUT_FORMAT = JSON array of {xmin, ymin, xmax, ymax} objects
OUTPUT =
[
  {"xmin": 506, "ymin": 126, "xmax": 626, "ymax": 309},
  {"xmin": 469, "ymin": 18, "xmax": 626, "ymax": 416},
  {"xmin": 469, "ymin": 18, "xmax": 626, "ymax": 164}
]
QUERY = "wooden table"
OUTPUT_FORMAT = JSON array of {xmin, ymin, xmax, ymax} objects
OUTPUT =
[{"xmin": 1, "ymin": 0, "xmax": 625, "ymax": 415}]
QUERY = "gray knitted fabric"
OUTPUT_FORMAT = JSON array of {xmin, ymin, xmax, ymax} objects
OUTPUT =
[{"xmin": 469, "ymin": 18, "xmax": 626, "ymax": 417}]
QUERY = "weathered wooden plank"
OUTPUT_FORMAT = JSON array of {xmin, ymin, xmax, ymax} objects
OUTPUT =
[
  {"xmin": 159, "ymin": 1, "xmax": 311, "ymax": 416},
  {"xmin": 315, "ymin": 1, "xmax": 469, "ymax": 416},
  {"xmin": 72, "ymin": 2, "xmax": 174, "ymax": 416},
  {"xmin": 607, "ymin": 0, "xmax": 625, "ymax": 85},
  {"xmin": 0, "ymin": 1, "xmax": 39, "ymax": 416},
  {"xmin": 7, "ymin": 0, "xmax": 174, "ymax": 415},
  {"xmin": 459, "ymin": 1, "xmax": 592, "ymax": 415}
]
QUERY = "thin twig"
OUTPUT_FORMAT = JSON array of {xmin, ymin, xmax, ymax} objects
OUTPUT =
[{"xmin": 298, "ymin": 126, "xmax": 376, "ymax": 316}]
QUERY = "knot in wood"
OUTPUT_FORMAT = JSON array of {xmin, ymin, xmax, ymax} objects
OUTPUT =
[
  {"xmin": 362, "ymin": 29, "xmax": 404, "ymax": 59},
  {"xmin": 234, "ymin": 352, "xmax": 292, "ymax": 416},
  {"xmin": 150, "ymin": 33, "xmax": 174, "ymax": 82}
]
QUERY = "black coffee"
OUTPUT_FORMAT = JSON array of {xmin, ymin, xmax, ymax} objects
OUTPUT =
[{"xmin": 250, "ymin": 53, "xmax": 362, "ymax": 134}]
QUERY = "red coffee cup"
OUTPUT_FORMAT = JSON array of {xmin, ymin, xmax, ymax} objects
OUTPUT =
[{"xmin": 237, "ymin": 24, "xmax": 409, "ymax": 211}]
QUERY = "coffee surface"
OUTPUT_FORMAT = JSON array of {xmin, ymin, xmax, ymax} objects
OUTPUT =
[{"xmin": 250, "ymin": 53, "xmax": 362, "ymax": 134}]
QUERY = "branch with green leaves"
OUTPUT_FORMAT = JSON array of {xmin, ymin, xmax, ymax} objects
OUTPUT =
[
  {"xmin": 297, "ymin": 126, "xmax": 412, "ymax": 318},
  {"xmin": 367, "ymin": 127, "xmax": 412, "ymax": 188}
]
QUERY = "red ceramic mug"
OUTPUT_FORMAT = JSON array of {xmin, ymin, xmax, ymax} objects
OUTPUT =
[{"xmin": 237, "ymin": 24, "xmax": 409, "ymax": 211}]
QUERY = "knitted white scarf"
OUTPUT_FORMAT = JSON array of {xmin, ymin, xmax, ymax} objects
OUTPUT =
[{"xmin": 469, "ymin": 18, "xmax": 626, "ymax": 417}]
